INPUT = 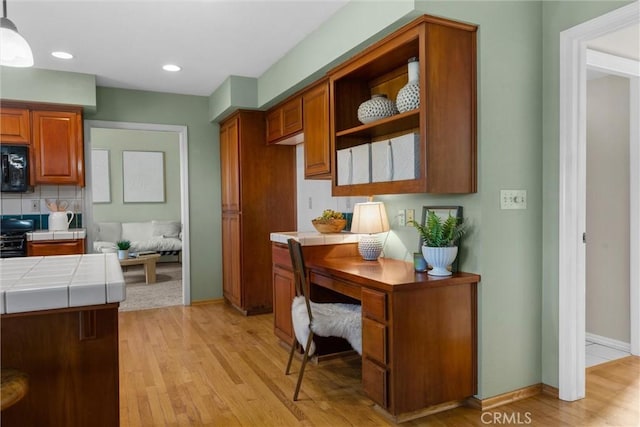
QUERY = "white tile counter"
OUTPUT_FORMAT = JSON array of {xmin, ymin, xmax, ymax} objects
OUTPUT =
[
  {"xmin": 26, "ymin": 228, "xmax": 86, "ymax": 241},
  {"xmin": 0, "ymin": 253, "xmax": 125, "ymax": 314},
  {"xmin": 270, "ymin": 231, "xmax": 359, "ymax": 246}
]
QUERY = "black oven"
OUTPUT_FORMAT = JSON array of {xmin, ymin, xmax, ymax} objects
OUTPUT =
[
  {"xmin": 1, "ymin": 144, "xmax": 29, "ymax": 192},
  {"xmin": 0, "ymin": 218, "xmax": 34, "ymax": 258}
]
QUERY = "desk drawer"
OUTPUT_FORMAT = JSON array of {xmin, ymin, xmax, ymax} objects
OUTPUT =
[
  {"xmin": 362, "ymin": 288, "xmax": 386, "ymax": 322},
  {"xmin": 363, "ymin": 317, "xmax": 387, "ymax": 364},
  {"xmin": 272, "ymin": 243, "xmax": 292, "ymax": 268},
  {"xmin": 363, "ymin": 357, "xmax": 388, "ymax": 408},
  {"xmin": 310, "ymin": 272, "xmax": 361, "ymax": 301}
]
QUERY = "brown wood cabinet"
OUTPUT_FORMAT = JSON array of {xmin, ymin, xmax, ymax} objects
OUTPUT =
[
  {"xmin": 0, "ymin": 102, "xmax": 85, "ymax": 186},
  {"xmin": 271, "ymin": 242, "xmax": 479, "ymax": 422},
  {"xmin": 1, "ymin": 304, "xmax": 120, "ymax": 427},
  {"xmin": 302, "ymin": 79, "xmax": 331, "ymax": 179},
  {"xmin": 32, "ymin": 108, "xmax": 84, "ymax": 186},
  {"xmin": 266, "ymin": 96, "xmax": 303, "ymax": 144},
  {"xmin": 0, "ymin": 107, "xmax": 30, "ymax": 144},
  {"xmin": 328, "ymin": 14, "xmax": 477, "ymax": 195},
  {"xmin": 219, "ymin": 110, "xmax": 296, "ymax": 314},
  {"xmin": 27, "ymin": 239, "xmax": 85, "ymax": 256}
]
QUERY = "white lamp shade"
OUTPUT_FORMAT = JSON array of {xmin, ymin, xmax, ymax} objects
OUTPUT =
[
  {"xmin": 0, "ymin": 24, "xmax": 34, "ymax": 67},
  {"xmin": 350, "ymin": 202, "xmax": 390, "ymax": 234}
]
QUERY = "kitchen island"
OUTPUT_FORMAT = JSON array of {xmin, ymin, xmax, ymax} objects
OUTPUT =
[{"xmin": 0, "ymin": 254, "xmax": 125, "ymax": 427}]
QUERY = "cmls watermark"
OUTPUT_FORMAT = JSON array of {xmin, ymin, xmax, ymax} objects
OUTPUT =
[{"xmin": 481, "ymin": 411, "xmax": 533, "ymax": 425}]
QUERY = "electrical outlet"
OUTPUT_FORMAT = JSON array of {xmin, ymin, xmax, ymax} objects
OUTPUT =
[
  {"xmin": 406, "ymin": 209, "xmax": 415, "ymax": 225},
  {"xmin": 31, "ymin": 200, "xmax": 40, "ymax": 212},
  {"xmin": 398, "ymin": 209, "xmax": 406, "ymax": 227},
  {"xmin": 500, "ymin": 190, "xmax": 527, "ymax": 210}
]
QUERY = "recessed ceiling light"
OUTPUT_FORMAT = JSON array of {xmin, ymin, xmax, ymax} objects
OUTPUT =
[
  {"xmin": 162, "ymin": 64, "xmax": 181, "ymax": 72},
  {"xmin": 51, "ymin": 51, "xmax": 73, "ymax": 59}
]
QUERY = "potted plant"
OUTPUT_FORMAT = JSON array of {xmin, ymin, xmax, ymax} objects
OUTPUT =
[
  {"xmin": 116, "ymin": 240, "xmax": 131, "ymax": 260},
  {"xmin": 408, "ymin": 211, "xmax": 467, "ymax": 276}
]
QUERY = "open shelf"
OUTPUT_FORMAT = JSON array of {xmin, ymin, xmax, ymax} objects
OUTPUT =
[{"xmin": 329, "ymin": 14, "xmax": 478, "ymax": 195}]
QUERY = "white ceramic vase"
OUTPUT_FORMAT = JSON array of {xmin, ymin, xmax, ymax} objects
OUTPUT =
[
  {"xmin": 357, "ymin": 94, "xmax": 398, "ymax": 124},
  {"xmin": 422, "ymin": 246, "xmax": 458, "ymax": 276},
  {"xmin": 48, "ymin": 211, "xmax": 74, "ymax": 231},
  {"xmin": 396, "ymin": 57, "xmax": 420, "ymax": 113},
  {"xmin": 118, "ymin": 249, "xmax": 129, "ymax": 260}
]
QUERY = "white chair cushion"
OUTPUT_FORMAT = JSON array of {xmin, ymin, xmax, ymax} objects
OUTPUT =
[
  {"xmin": 95, "ymin": 222, "xmax": 122, "ymax": 243},
  {"xmin": 151, "ymin": 220, "xmax": 181, "ymax": 238},
  {"xmin": 291, "ymin": 295, "xmax": 362, "ymax": 356},
  {"xmin": 130, "ymin": 237, "xmax": 182, "ymax": 253},
  {"xmin": 121, "ymin": 222, "xmax": 153, "ymax": 243}
]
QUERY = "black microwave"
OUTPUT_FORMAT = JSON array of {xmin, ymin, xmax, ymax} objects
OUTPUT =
[{"xmin": 1, "ymin": 145, "xmax": 29, "ymax": 192}]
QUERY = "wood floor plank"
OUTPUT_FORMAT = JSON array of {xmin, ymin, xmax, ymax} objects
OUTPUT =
[{"xmin": 119, "ymin": 303, "xmax": 640, "ymax": 426}]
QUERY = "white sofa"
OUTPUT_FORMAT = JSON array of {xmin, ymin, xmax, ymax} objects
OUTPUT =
[{"xmin": 93, "ymin": 220, "xmax": 182, "ymax": 256}]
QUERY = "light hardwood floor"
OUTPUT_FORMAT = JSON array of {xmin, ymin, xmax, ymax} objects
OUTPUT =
[{"xmin": 119, "ymin": 303, "xmax": 640, "ymax": 426}]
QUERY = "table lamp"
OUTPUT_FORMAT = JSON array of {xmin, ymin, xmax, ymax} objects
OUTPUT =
[{"xmin": 350, "ymin": 201, "xmax": 390, "ymax": 260}]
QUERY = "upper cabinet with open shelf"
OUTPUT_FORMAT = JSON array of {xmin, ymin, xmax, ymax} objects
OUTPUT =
[{"xmin": 328, "ymin": 14, "xmax": 477, "ymax": 196}]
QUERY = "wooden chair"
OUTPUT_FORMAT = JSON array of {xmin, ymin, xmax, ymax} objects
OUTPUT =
[{"xmin": 285, "ymin": 238, "xmax": 362, "ymax": 401}]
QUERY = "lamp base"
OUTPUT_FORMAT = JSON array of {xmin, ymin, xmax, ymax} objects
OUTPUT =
[{"xmin": 358, "ymin": 235, "xmax": 383, "ymax": 260}]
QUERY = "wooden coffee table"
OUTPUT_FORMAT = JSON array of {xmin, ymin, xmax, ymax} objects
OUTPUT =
[{"xmin": 119, "ymin": 253, "xmax": 161, "ymax": 284}]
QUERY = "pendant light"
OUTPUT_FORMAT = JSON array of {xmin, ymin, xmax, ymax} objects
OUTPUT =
[{"xmin": 0, "ymin": 0, "xmax": 33, "ymax": 67}]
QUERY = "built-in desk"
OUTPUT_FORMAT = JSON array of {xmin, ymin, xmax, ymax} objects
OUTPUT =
[{"xmin": 271, "ymin": 241, "xmax": 480, "ymax": 423}]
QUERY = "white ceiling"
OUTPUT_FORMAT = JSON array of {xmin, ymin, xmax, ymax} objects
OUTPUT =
[
  {"xmin": 588, "ymin": 23, "xmax": 640, "ymax": 61},
  {"xmin": 5, "ymin": 0, "xmax": 349, "ymax": 97}
]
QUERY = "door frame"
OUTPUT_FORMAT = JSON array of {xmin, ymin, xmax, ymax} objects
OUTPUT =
[
  {"xmin": 558, "ymin": 1, "xmax": 639, "ymax": 401},
  {"xmin": 83, "ymin": 120, "xmax": 191, "ymax": 305}
]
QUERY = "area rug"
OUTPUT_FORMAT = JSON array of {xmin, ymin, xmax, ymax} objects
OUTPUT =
[{"xmin": 119, "ymin": 262, "xmax": 182, "ymax": 312}]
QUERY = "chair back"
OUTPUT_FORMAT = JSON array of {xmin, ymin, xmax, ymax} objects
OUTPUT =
[{"xmin": 287, "ymin": 239, "xmax": 313, "ymax": 323}]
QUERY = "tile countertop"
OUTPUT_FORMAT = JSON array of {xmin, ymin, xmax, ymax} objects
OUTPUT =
[
  {"xmin": 26, "ymin": 228, "xmax": 86, "ymax": 241},
  {"xmin": 270, "ymin": 231, "xmax": 359, "ymax": 246},
  {"xmin": 0, "ymin": 253, "xmax": 125, "ymax": 315}
]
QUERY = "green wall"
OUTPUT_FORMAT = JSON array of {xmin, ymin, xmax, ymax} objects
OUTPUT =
[
  {"xmin": 85, "ymin": 87, "xmax": 220, "ymax": 303},
  {"xmin": 0, "ymin": 67, "xmax": 96, "ymax": 109},
  {"xmin": 91, "ymin": 128, "xmax": 181, "ymax": 222}
]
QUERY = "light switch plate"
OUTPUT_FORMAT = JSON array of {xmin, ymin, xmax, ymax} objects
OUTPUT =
[
  {"xmin": 406, "ymin": 209, "xmax": 415, "ymax": 225},
  {"xmin": 500, "ymin": 190, "xmax": 527, "ymax": 210},
  {"xmin": 398, "ymin": 209, "xmax": 406, "ymax": 227}
]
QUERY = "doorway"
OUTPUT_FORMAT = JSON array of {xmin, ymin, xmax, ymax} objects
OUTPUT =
[
  {"xmin": 83, "ymin": 120, "xmax": 191, "ymax": 305},
  {"xmin": 558, "ymin": 2, "xmax": 639, "ymax": 401}
]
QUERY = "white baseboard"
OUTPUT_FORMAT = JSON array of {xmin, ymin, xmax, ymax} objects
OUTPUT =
[{"xmin": 586, "ymin": 332, "xmax": 631, "ymax": 353}]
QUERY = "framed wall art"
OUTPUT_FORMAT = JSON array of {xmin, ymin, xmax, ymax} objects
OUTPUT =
[
  {"xmin": 122, "ymin": 151, "xmax": 165, "ymax": 203},
  {"xmin": 91, "ymin": 149, "xmax": 111, "ymax": 203}
]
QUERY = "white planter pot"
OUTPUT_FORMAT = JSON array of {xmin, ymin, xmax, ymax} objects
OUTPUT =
[
  {"xmin": 422, "ymin": 246, "xmax": 458, "ymax": 276},
  {"xmin": 117, "ymin": 249, "xmax": 129, "ymax": 260}
]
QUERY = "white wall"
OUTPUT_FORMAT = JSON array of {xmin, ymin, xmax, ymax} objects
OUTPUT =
[
  {"xmin": 295, "ymin": 143, "xmax": 366, "ymax": 231},
  {"xmin": 586, "ymin": 74, "xmax": 630, "ymax": 343}
]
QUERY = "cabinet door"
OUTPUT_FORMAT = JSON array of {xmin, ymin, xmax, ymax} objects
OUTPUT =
[
  {"xmin": 281, "ymin": 97, "xmax": 303, "ymax": 137},
  {"xmin": 32, "ymin": 110, "xmax": 84, "ymax": 186},
  {"xmin": 1, "ymin": 306, "xmax": 120, "ymax": 427},
  {"xmin": 273, "ymin": 264, "xmax": 295, "ymax": 344},
  {"xmin": 0, "ymin": 108, "xmax": 30, "ymax": 144},
  {"xmin": 303, "ymin": 81, "xmax": 331, "ymax": 179},
  {"xmin": 266, "ymin": 109, "xmax": 283, "ymax": 143},
  {"xmin": 220, "ymin": 117, "xmax": 240, "ymax": 212},
  {"xmin": 27, "ymin": 240, "xmax": 85, "ymax": 256},
  {"xmin": 222, "ymin": 213, "xmax": 242, "ymax": 307},
  {"xmin": 266, "ymin": 97, "xmax": 302, "ymax": 144}
]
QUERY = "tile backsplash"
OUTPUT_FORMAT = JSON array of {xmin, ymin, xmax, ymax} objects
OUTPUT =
[{"xmin": 0, "ymin": 185, "xmax": 84, "ymax": 229}]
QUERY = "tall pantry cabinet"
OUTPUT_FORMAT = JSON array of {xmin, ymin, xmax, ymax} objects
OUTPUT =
[{"xmin": 219, "ymin": 110, "xmax": 296, "ymax": 314}]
